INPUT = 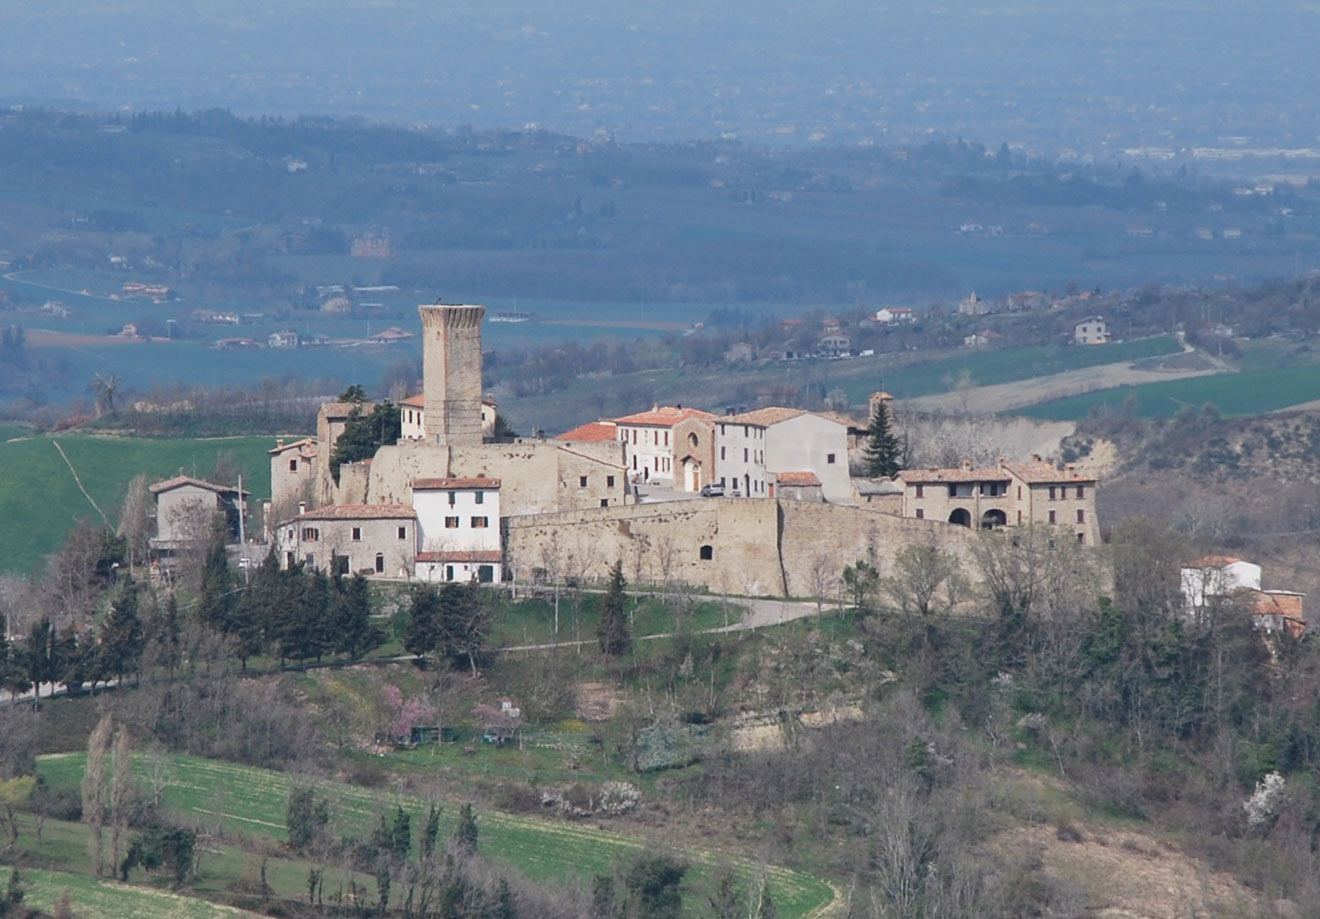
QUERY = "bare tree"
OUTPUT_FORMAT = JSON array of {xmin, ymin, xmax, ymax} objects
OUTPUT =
[
  {"xmin": 117, "ymin": 474, "xmax": 154, "ymax": 571},
  {"xmin": 883, "ymin": 543, "xmax": 965, "ymax": 619},
  {"xmin": 805, "ymin": 553, "xmax": 838, "ymax": 614},
  {"xmin": 82, "ymin": 715, "xmax": 112, "ymax": 876}
]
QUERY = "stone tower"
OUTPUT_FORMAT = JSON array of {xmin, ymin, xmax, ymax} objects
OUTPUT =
[{"xmin": 418, "ymin": 303, "xmax": 486, "ymax": 446}]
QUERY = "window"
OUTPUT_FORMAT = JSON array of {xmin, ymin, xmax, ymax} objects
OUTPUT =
[
  {"xmin": 471, "ymin": 517, "xmax": 489, "ymax": 528},
  {"xmin": 743, "ymin": 425, "xmax": 749, "ymax": 436},
  {"xmin": 478, "ymin": 565, "xmax": 494, "ymax": 583},
  {"xmin": 475, "ymin": 491, "xmax": 484, "ymax": 504},
  {"xmin": 632, "ymin": 430, "xmax": 637, "ymax": 444},
  {"xmin": 1017, "ymin": 510, "xmax": 1023, "ymax": 524},
  {"xmin": 664, "ymin": 431, "xmax": 669, "ymax": 446},
  {"xmin": 1049, "ymin": 486, "xmax": 1057, "ymax": 500},
  {"xmin": 579, "ymin": 475, "xmax": 588, "ymax": 487},
  {"xmin": 600, "ymin": 498, "xmax": 609, "ymax": 508},
  {"xmin": 445, "ymin": 565, "xmax": 454, "ymax": 581},
  {"xmin": 827, "ymin": 453, "xmax": 836, "ymax": 464},
  {"xmin": 1077, "ymin": 533, "xmax": 1085, "ymax": 544},
  {"xmin": 720, "ymin": 446, "xmax": 726, "ymax": 460},
  {"xmin": 1048, "ymin": 510, "xmax": 1056, "ymax": 524},
  {"xmin": 699, "ymin": 544, "xmax": 713, "ymax": 560},
  {"xmin": 688, "ymin": 432, "xmax": 698, "ymax": 448},
  {"xmin": 301, "ymin": 527, "xmax": 319, "ymax": 541},
  {"xmin": 1076, "ymin": 508, "xmax": 1085, "ymax": 524},
  {"xmin": 915, "ymin": 484, "xmax": 924, "ymax": 498},
  {"xmin": 351, "ymin": 527, "xmax": 362, "ymax": 541},
  {"xmin": 1017, "ymin": 486, "xmax": 1022, "ymax": 499},
  {"xmin": 719, "ymin": 477, "xmax": 725, "ymax": 487},
  {"xmin": 375, "ymin": 553, "xmax": 384, "ymax": 573},
  {"xmin": 289, "ymin": 459, "xmax": 297, "ymax": 472},
  {"xmin": 398, "ymin": 526, "xmax": 407, "ymax": 540},
  {"xmin": 607, "ymin": 475, "xmax": 615, "ymax": 487},
  {"xmin": 448, "ymin": 491, "xmax": 457, "ymax": 505},
  {"xmin": 445, "ymin": 516, "xmax": 459, "ymax": 528},
  {"xmin": 743, "ymin": 448, "xmax": 749, "ymax": 461},
  {"xmin": 915, "ymin": 508, "xmax": 924, "ymax": 519},
  {"xmin": 334, "ymin": 555, "xmax": 349, "ymax": 575},
  {"xmin": 632, "ymin": 456, "xmax": 638, "ymax": 470},
  {"xmin": 1076, "ymin": 485, "xmax": 1085, "ymax": 499}
]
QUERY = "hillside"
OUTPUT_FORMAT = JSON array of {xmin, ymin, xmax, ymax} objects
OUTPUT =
[{"xmin": 0, "ymin": 429, "xmax": 274, "ymax": 574}]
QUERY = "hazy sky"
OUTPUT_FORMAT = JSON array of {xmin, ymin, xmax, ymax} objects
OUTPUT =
[{"xmin": 2, "ymin": 1, "xmax": 1316, "ymax": 151}]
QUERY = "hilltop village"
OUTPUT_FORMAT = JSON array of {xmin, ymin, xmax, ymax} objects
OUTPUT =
[{"xmin": 148, "ymin": 303, "xmax": 1101, "ymax": 600}]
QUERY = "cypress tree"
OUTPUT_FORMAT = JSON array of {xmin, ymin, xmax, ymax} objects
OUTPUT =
[
  {"xmin": 862, "ymin": 399, "xmax": 902, "ymax": 478},
  {"xmin": 597, "ymin": 560, "xmax": 632, "ymax": 656}
]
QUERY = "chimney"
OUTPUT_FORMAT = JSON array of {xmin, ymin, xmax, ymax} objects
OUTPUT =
[
  {"xmin": 961, "ymin": 458, "xmax": 972, "ymax": 470},
  {"xmin": 297, "ymin": 502, "xmax": 306, "ymax": 516},
  {"xmin": 276, "ymin": 437, "xmax": 285, "ymax": 449}
]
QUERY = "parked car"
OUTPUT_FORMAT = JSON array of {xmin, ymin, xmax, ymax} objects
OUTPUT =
[{"xmin": 699, "ymin": 483, "xmax": 725, "ymax": 497}]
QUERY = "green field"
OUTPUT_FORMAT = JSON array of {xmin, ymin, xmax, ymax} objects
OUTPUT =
[
  {"xmin": 0, "ymin": 432, "xmax": 273, "ymax": 574},
  {"xmin": 1015, "ymin": 364, "xmax": 1320, "ymax": 420},
  {"xmin": 19, "ymin": 867, "xmax": 251, "ymax": 919},
  {"xmin": 37, "ymin": 752, "xmax": 834, "ymax": 917}
]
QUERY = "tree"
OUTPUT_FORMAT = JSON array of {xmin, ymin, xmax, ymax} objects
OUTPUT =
[
  {"xmin": 438, "ymin": 584, "xmax": 490, "ymax": 675},
  {"xmin": 109, "ymin": 727, "xmax": 134, "ymax": 875},
  {"xmin": 196, "ymin": 514, "xmax": 234, "ymax": 633},
  {"xmin": 0, "ymin": 776, "xmax": 35, "ymax": 850},
  {"xmin": 452, "ymin": 802, "xmax": 478, "ymax": 854},
  {"xmin": 82, "ymin": 715, "xmax": 113, "ymax": 876},
  {"xmin": 99, "ymin": 578, "xmax": 145, "ymax": 685},
  {"xmin": 883, "ymin": 544, "xmax": 963, "ymax": 619},
  {"xmin": 404, "ymin": 584, "xmax": 443, "ymax": 658},
  {"xmin": 863, "ymin": 399, "xmax": 902, "ymax": 478},
  {"xmin": 332, "ymin": 573, "xmax": 381, "ymax": 660},
  {"xmin": 622, "ymin": 851, "xmax": 686, "ymax": 919},
  {"xmin": 285, "ymin": 785, "xmax": 331, "ymax": 852},
  {"xmin": 597, "ymin": 560, "xmax": 632, "ymax": 656},
  {"xmin": 330, "ymin": 401, "xmax": 401, "ymax": 480},
  {"xmin": 116, "ymin": 473, "xmax": 153, "ymax": 570},
  {"xmin": 841, "ymin": 560, "xmax": 880, "ymax": 614}
]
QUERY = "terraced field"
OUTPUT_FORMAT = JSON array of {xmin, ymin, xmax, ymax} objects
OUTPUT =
[{"xmin": 38, "ymin": 752, "xmax": 836, "ymax": 917}]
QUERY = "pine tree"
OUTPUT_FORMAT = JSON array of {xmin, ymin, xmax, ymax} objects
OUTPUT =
[
  {"xmin": 862, "ymin": 399, "xmax": 902, "ymax": 478},
  {"xmin": 452, "ymin": 803, "xmax": 478, "ymax": 854},
  {"xmin": 333, "ymin": 573, "xmax": 380, "ymax": 660},
  {"xmin": 597, "ymin": 560, "xmax": 632, "ymax": 656},
  {"xmin": 197, "ymin": 514, "xmax": 234, "ymax": 633},
  {"xmin": 99, "ymin": 580, "xmax": 145, "ymax": 685},
  {"xmin": 404, "ymin": 585, "xmax": 442, "ymax": 658}
]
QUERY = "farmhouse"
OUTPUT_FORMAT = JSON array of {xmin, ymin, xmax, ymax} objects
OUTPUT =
[
  {"xmin": 1074, "ymin": 316, "xmax": 1110, "ymax": 345},
  {"xmin": 895, "ymin": 457, "xmax": 1099, "ymax": 545},
  {"xmin": 149, "ymin": 475, "xmax": 249, "ymax": 561}
]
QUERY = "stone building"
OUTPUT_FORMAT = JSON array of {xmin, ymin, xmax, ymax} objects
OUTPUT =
[
  {"xmin": 277, "ymin": 503, "xmax": 417, "ymax": 576},
  {"xmin": 268, "ymin": 437, "xmax": 317, "ymax": 520},
  {"xmin": 895, "ymin": 456, "xmax": 1099, "ymax": 544},
  {"xmin": 150, "ymin": 475, "xmax": 249, "ymax": 560}
]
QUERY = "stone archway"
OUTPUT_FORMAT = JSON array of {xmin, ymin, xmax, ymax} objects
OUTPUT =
[
  {"xmin": 948, "ymin": 508, "xmax": 972, "ymax": 527},
  {"xmin": 980, "ymin": 509, "xmax": 1007, "ymax": 529}
]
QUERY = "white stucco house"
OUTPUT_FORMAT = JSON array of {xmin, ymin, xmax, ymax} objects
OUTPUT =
[
  {"xmin": 613, "ymin": 405, "xmax": 716, "ymax": 485},
  {"xmin": 713, "ymin": 408, "xmax": 851, "ymax": 503},
  {"xmin": 412, "ymin": 476, "xmax": 503, "ymax": 583}
]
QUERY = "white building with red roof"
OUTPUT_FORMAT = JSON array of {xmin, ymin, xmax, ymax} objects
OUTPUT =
[
  {"xmin": 613, "ymin": 405, "xmax": 716, "ymax": 485},
  {"xmin": 412, "ymin": 477, "xmax": 502, "ymax": 583}
]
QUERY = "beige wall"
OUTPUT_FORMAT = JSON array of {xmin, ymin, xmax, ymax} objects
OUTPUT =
[
  {"xmin": 365, "ymin": 439, "xmax": 629, "ymax": 517},
  {"xmin": 270, "ymin": 444, "xmax": 316, "ymax": 514},
  {"xmin": 505, "ymin": 498, "xmax": 979, "ymax": 599},
  {"xmin": 155, "ymin": 485, "xmax": 220, "ymax": 545},
  {"xmin": 278, "ymin": 515, "xmax": 415, "ymax": 577}
]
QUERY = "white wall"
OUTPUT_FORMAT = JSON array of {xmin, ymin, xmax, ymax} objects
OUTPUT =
[
  {"xmin": 414, "ymin": 486, "xmax": 501, "ymax": 554},
  {"xmin": 713, "ymin": 421, "xmax": 768, "ymax": 496},
  {"xmin": 765, "ymin": 414, "xmax": 851, "ymax": 503}
]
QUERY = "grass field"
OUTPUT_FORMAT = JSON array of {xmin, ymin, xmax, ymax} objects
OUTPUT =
[
  {"xmin": 0, "ymin": 432, "xmax": 273, "ymax": 574},
  {"xmin": 37, "ymin": 752, "xmax": 835, "ymax": 917},
  {"xmin": 20, "ymin": 867, "xmax": 251, "ymax": 919},
  {"xmin": 1015, "ymin": 364, "xmax": 1320, "ymax": 420}
]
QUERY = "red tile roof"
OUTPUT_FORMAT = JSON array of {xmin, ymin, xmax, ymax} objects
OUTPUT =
[
  {"xmin": 416, "ymin": 550, "xmax": 503, "ymax": 564},
  {"xmin": 149, "ymin": 475, "xmax": 249, "ymax": 496},
  {"xmin": 413, "ymin": 477, "xmax": 501, "ymax": 489},
  {"xmin": 776, "ymin": 471, "xmax": 821, "ymax": 486},
  {"xmin": 725, "ymin": 406, "xmax": 805, "ymax": 427},
  {"xmin": 1187, "ymin": 555, "xmax": 1246, "ymax": 569},
  {"xmin": 897, "ymin": 466, "xmax": 1010, "ymax": 484},
  {"xmin": 268, "ymin": 437, "xmax": 317, "ymax": 455},
  {"xmin": 296, "ymin": 503, "xmax": 415, "ymax": 520},
  {"xmin": 320, "ymin": 401, "xmax": 372, "ymax": 418},
  {"xmin": 1002, "ymin": 460, "xmax": 1097, "ymax": 484},
  {"xmin": 400, "ymin": 394, "xmax": 425, "ymax": 407},
  {"xmin": 614, "ymin": 406, "xmax": 716, "ymax": 427},
  {"xmin": 557, "ymin": 421, "xmax": 619, "ymax": 442}
]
